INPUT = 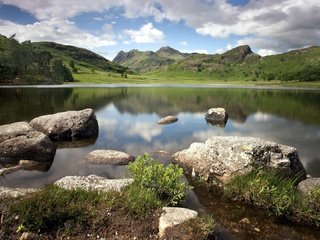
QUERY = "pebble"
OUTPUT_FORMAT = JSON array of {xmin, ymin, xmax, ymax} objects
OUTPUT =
[
  {"xmin": 254, "ymin": 227, "xmax": 261, "ymax": 232},
  {"xmin": 239, "ymin": 217, "xmax": 250, "ymax": 224}
]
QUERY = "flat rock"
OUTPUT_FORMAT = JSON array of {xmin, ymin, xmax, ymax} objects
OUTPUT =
[
  {"xmin": 173, "ymin": 136, "xmax": 306, "ymax": 183},
  {"xmin": 30, "ymin": 108, "xmax": 99, "ymax": 141},
  {"xmin": 158, "ymin": 116, "xmax": 178, "ymax": 125},
  {"xmin": 205, "ymin": 107, "xmax": 228, "ymax": 127},
  {"xmin": 85, "ymin": 150, "xmax": 135, "ymax": 165},
  {"xmin": 54, "ymin": 175, "xmax": 133, "ymax": 192},
  {"xmin": 0, "ymin": 122, "xmax": 56, "ymax": 163},
  {"xmin": 0, "ymin": 186, "xmax": 38, "ymax": 198},
  {"xmin": 298, "ymin": 177, "xmax": 320, "ymax": 196},
  {"xmin": 159, "ymin": 207, "xmax": 198, "ymax": 238}
]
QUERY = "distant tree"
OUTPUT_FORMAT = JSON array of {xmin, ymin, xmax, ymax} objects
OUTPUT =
[{"xmin": 50, "ymin": 58, "xmax": 73, "ymax": 82}]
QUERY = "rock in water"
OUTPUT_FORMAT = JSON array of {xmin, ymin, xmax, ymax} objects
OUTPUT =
[
  {"xmin": 0, "ymin": 122, "xmax": 56, "ymax": 163},
  {"xmin": 158, "ymin": 116, "xmax": 178, "ymax": 125},
  {"xmin": 30, "ymin": 108, "xmax": 99, "ymax": 140},
  {"xmin": 205, "ymin": 107, "xmax": 228, "ymax": 127},
  {"xmin": 173, "ymin": 136, "xmax": 306, "ymax": 183},
  {"xmin": 85, "ymin": 150, "xmax": 135, "ymax": 165}
]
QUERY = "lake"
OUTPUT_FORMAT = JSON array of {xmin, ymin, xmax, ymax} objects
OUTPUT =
[
  {"xmin": 1, "ymin": 85, "xmax": 320, "ymax": 239},
  {"xmin": 1, "ymin": 85, "xmax": 320, "ymax": 187}
]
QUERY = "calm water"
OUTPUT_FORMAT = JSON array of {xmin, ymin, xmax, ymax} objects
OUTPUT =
[{"xmin": 1, "ymin": 86, "xmax": 320, "ymax": 239}]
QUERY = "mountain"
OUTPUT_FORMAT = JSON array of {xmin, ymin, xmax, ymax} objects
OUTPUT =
[
  {"xmin": 147, "ymin": 45, "xmax": 320, "ymax": 82},
  {"xmin": 32, "ymin": 42, "xmax": 127, "ymax": 73},
  {"xmin": 113, "ymin": 46, "xmax": 188, "ymax": 73}
]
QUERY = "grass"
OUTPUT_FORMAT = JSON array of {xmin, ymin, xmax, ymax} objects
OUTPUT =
[{"xmin": 224, "ymin": 169, "xmax": 320, "ymax": 226}]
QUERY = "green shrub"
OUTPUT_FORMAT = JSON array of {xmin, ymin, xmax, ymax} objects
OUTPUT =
[
  {"xmin": 224, "ymin": 169, "xmax": 298, "ymax": 216},
  {"xmin": 127, "ymin": 153, "xmax": 190, "ymax": 206},
  {"xmin": 10, "ymin": 184, "xmax": 104, "ymax": 233}
]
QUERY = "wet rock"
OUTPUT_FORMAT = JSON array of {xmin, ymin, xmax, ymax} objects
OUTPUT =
[
  {"xmin": 0, "ymin": 160, "xmax": 42, "ymax": 176},
  {"xmin": 298, "ymin": 177, "xmax": 320, "ymax": 196},
  {"xmin": 205, "ymin": 108, "xmax": 228, "ymax": 127},
  {"xmin": 159, "ymin": 207, "xmax": 198, "ymax": 238},
  {"xmin": 0, "ymin": 123, "xmax": 56, "ymax": 163},
  {"xmin": 157, "ymin": 116, "xmax": 178, "ymax": 125},
  {"xmin": 85, "ymin": 150, "xmax": 135, "ymax": 165},
  {"xmin": 0, "ymin": 187, "xmax": 38, "ymax": 198},
  {"xmin": 173, "ymin": 136, "xmax": 306, "ymax": 183},
  {"xmin": 54, "ymin": 175, "xmax": 133, "ymax": 192},
  {"xmin": 30, "ymin": 108, "xmax": 99, "ymax": 141}
]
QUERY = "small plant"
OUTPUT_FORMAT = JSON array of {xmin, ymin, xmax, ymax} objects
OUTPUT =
[
  {"xmin": 127, "ymin": 154, "xmax": 190, "ymax": 206},
  {"xmin": 224, "ymin": 169, "xmax": 298, "ymax": 216}
]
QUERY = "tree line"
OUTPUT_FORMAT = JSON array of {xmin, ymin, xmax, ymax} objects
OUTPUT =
[{"xmin": 0, "ymin": 34, "xmax": 73, "ymax": 84}]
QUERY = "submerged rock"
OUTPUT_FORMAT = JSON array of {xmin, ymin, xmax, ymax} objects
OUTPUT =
[
  {"xmin": 298, "ymin": 177, "xmax": 320, "ymax": 196},
  {"xmin": 30, "ymin": 108, "xmax": 99, "ymax": 141},
  {"xmin": 0, "ymin": 122, "xmax": 56, "ymax": 163},
  {"xmin": 54, "ymin": 175, "xmax": 133, "ymax": 192},
  {"xmin": 0, "ymin": 160, "xmax": 43, "ymax": 176},
  {"xmin": 85, "ymin": 150, "xmax": 135, "ymax": 165},
  {"xmin": 159, "ymin": 207, "xmax": 198, "ymax": 238},
  {"xmin": 205, "ymin": 108, "xmax": 228, "ymax": 127},
  {"xmin": 157, "ymin": 116, "xmax": 178, "ymax": 125},
  {"xmin": 173, "ymin": 136, "xmax": 306, "ymax": 183}
]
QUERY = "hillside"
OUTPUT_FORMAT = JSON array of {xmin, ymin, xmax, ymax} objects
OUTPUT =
[
  {"xmin": 146, "ymin": 45, "xmax": 320, "ymax": 82},
  {"xmin": 32, "ymin": 42, "xmax": 127, "ymax": 73},
  {"xmin": 113, "ymin": 46, "xmax": 188, "ymax": 73}
]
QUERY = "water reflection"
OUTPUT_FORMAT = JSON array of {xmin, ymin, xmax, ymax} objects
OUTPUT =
[{"xmin": 0, "ymin": 87, "xmax": 319, "ymax": 188}]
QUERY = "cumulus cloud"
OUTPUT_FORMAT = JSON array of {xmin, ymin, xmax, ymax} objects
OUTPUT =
[
  {"xmin": 0, "ymin": 18, "xmax": 116, "ymax": 48},
  {"xmin": 179, "ymin": 49, "xmax": 208, "ymax": 54},
  {"xmin": 122, "ymin": 23, "xmax": 165, "ymax": 44},
  {"xmin": 1, "ymin": 0, "xmax": 320, "ymax": 53}
]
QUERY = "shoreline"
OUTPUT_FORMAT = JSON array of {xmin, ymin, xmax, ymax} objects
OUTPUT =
[{"xmin": 1, "ymin": 83, "xmax": 320, "ymax": 91}]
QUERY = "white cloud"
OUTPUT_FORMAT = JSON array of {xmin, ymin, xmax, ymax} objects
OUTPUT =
[
  {"xmin": 179, "ymin": 41, "xmax": 188, "ymax": 46},
  {"xmin": 257, "ymin": 49, "xmax": 278, "ymax": 56},
  {"xmin": 123, "ymin": 23, "xmax": 165, "ymax": 44},
  {"xmin": 0, "ymin": 19, "xmax": 117, "ymax": 48},
  {"xmin": 179, "ymin": 49, "xmax": 208, "ymax": 54},
  {"xmin": 1, "ymin": 0, "xmax": 320, "ymax": 53}
]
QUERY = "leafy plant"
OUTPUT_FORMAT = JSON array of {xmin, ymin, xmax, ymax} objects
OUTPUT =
[{"xmin": 127, "ymin": 153, "xmax": 190, "ymax": 206}]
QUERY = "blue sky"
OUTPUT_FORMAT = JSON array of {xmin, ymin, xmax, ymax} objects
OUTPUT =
[{"xmin": 0, "ymin": 0, "xmax": 319, "ymax": 60}]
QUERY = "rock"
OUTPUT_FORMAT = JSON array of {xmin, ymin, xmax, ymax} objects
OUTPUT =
[
  {"xmin": 30, "ymin": 108, "xmax": 99, "ymax": 141},
  {"xmin": 0, "ymin": 187, "xmax": 38, "ymax": 198},
  {"xmin": 54, "ymin": 175, "xmax": 133, "ymax": 192},
  {"xmin": 173, "ymin": 136, "xmax": 306, "ymax": 183},
  {"xmin": 85, "ymin": 150, "xmax": 135, "ymax": 165},
  {"xmin": 20, "ymin": 232, "xmax": 39, "ymax": 240},
  {"xmin": 297, "ymin": 177, "xmax": 320, "ymax": 196},
  {"xmin": 0, "ymin": 160, "xmax": 42, "ymax": 176},
  {"xmin": 205, "ymin": 108, "xmax": 228, "ymax": 127},
  {"xmin": 239, "ymin": 217, "xmax": 250, "ymax": 225},
  {"xmin": 0, "ymin": 122, "xmax": 56, "ymax": 163},
  {"xmin": 0, "ymin": 122, "xmax": 33, "ymax": 143},
  {"xmin": 159, "ymin": 207, "xmax": 198, "ymax": 238},
  {"xmin": 157, "ymin": 116, "xmax": 178, "ymax": 125}
]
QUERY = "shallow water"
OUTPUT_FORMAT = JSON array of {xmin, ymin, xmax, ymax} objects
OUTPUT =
[{"xmin": 1, "ymin": 86, "xmax": 320, "ymax": 239}]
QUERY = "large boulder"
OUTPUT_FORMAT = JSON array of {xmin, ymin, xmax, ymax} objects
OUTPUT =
[
  {"xmin": 30, "ymin": 108, "xmax": 99, "ymax": 141},
  {"xmin": 0, "ymin": 122, "xmax": 56, "ymax": 163},
  {"xmin": 54, "ymin": 175, "xmax": 133, "ymax": 192},
  {"xmin": 205, "ymin": 108, "xmax": 228, "ymax": 127},
  {"xmin": 85, "ymin": 150, "xmax": 135, "ymax": 165},
  {"xmin": 173, "ymin": 136, "xmax": 306, "ymax": 183}
]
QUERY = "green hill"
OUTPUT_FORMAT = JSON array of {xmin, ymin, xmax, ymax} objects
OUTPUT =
[
  {"xmin": 146, "ymin": 45, "xmax": 320, "ymax": 82},
  {"xmin": 113, "ymin": 46, "xmax": 187, "ymax": 73},
  {"xmin": 32, "ymin": 42, "xmax": 127, "ymax": 74}
]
